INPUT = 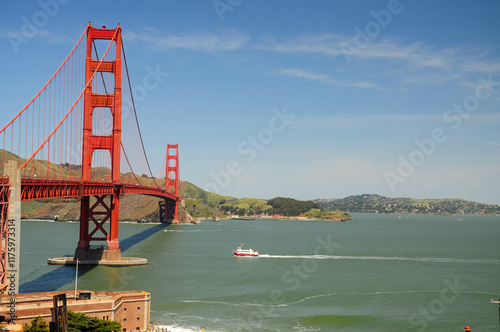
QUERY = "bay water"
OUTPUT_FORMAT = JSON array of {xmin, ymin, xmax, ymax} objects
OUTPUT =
[{"xmin": 19, "ymin": 214, "xmax": 500, "ymax": 331}]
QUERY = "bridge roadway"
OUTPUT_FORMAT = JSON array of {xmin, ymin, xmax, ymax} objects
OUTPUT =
[{"xmin": 18, "ymin": 178, "xmax": 176, "ymax": 202}]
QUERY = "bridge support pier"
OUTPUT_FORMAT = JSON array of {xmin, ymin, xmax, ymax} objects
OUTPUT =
[
  {"xmin": 74, "ymin": 248, "xmax": 122, "ymax": 262},
  {"xmin": 70, "ymin": 189, "xmax": 148, "ymax": 266},
  {"xmin": 165, "ymin": 199, "xmax": 179, "ymax": 224},
  {"xmin": 75, "ymin": 192, "xmax": 122, "ymax": 262}
]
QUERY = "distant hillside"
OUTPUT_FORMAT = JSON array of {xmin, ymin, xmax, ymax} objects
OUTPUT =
[
  {"xmin": 180, "ymin": 181, "xmax": 271, "ymax": 218},
  {"xmin": 315, "ymin": 194, "xmax": 500, "ymax": 216},
  {"xmin": 267, "ymin": 197, "xmax": 320, "ymax": 216},
  {"xmin": 267, "ymin": 197, "xmax": 352, "ymax": 221},
  {"xmin": 182, "ymin": 188, "xmax": 352, "ymax": 221}
]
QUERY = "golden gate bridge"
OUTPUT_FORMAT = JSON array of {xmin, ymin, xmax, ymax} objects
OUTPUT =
[{"xmin": 0, "ymin": 23, "xmax": 181, "ymax": 292}]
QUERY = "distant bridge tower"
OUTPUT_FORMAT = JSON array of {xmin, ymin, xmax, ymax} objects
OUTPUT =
[
  {"xmin": 165, "ymin": 144, "xmax": 179, "ymax": 223},
  {"xmin": 77, "ymin": 24, "xmax": 123, "ymax": 261}
]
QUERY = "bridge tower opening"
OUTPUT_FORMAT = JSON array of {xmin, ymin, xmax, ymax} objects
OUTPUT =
[
  {"xmin": 76, "ymin": 24, "xmax": 123, "ymax": 261},
  {"xmin": 165, "ymin": 144, "xmax": 179, "ymax": 223}
]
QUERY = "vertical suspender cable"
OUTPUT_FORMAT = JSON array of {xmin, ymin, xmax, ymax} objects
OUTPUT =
[
  {"xmin": 0, "ymin": 25, "xmax": 88, "ymax": 137},
  {"xmin": 19, "ymin": 29, "xmax": 119, "ymax": 172},
  {"xmin": 121, "ymin": 41, "xmax": 162, "ymax": 190}
]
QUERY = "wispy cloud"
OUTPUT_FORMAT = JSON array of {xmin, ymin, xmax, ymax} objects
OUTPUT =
[
  {"xmin": 0, "ymin": 28, "xmax": 73, "ymax": 44},
  {"xmin": 123, "ymin": 27, "xmax": 500, "ymax": 86},
  {"xmin": 358, "ymin": 41, "xmax": 453, "ymax": 69},
  {"xmin": 460, "ymin": 60, "xmax": 500, "ymax": 74},
  {"xmin": 277, "ymin": 68, "xmax": 379, "ymax": 88},
  {"xmin": 466, "ymin": 138, "xmax": 500, "ymax": 147},
  {"xmin": 125, "ymin": 28, "xmax": 452, "ymax": 68},
  {"xmin": 404, "ymin": 72, "xmax": 462, "ymax": 84},
  {"xmin": 4, "ymin": 24, "xmax": 497, "ymax": 80},
  {"xmin": 260, "ymin": 35, "xmax": 455, "ymax": 70},
  {"xmin": 255, "ymin": 34, "xmax": 345, "ymax": 57},
  {"xmin": 124, "ymin": 28, "xmax": 249, "ymax": 52}
]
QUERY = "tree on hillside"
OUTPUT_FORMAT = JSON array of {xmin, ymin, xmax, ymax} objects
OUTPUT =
[
  {"xmin": 219, "ymin": 205, "xmax": 231, "ymax": 213},
  {"xmin": 199, "ymin": 191, "xmax": 208, "ymax": 204},
  {"xmin": 24, "ymin": 312, "xmax": 121, "ymax": 332},
  {"xmin": 23, "ymin": 316, "xmax": 48, "ymax": 332},
  {"xmin": 267, "ymin": 197, "xmax": 321, "ymax": 216},
  {"xmin": 68, "ymin": 312, "xmax": 121, "ymax": 332}
]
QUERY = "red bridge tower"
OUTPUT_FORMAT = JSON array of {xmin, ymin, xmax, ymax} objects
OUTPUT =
[
  {"xmin": 165, "ymin": 144, "xmax": 179, "ymax": 223},
  {"xmin": 77, "ymin": 24, "xmax": 123, "ymax": 261}
]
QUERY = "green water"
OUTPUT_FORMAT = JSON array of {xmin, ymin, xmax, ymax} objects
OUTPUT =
[{"xmin": 19, "ymin": 214, "xmax": 500, "ymax": 331}]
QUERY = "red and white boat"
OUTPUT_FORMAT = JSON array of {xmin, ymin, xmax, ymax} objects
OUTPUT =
[{"xmin": 233, "ymin": 245, "xmax": 258, "ymax": 257}]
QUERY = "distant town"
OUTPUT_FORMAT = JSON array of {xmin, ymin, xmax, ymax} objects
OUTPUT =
[{"xmin": 314, "ymin": 194, "xmax": 500, "ymax": 216}]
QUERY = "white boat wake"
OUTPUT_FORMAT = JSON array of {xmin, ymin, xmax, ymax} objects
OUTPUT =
[
  {"xmin": 181, "ymin": 289, "xmax": 499, "ymax": 309},
  {"xmin": 163, "ymin": 229, "xmax": 222, "ymax": 233},
  {"xmin": 258, "ymin": 254, "xmax": 500, "ymax": 264}
]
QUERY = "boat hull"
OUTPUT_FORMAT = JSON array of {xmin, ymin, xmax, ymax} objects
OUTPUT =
[
  {"xmin": 233, "ymin": 245, "xmax": 258, "ymax": 257},
  {"xmin": 233, "ymin": 252, "xmax": 258, "ymax": 257}
]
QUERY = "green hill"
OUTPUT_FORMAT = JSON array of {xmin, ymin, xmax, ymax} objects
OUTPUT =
[
  {"xmin": 266, "ymin": 197, "xmax": 352, "ymax": 221},
  {"xmin": 315, "ymin": 194, "xmax": 500, "ymax": 215},
  {"xmin": 180, "ymin": 181, "xmax": 271, "ymax": 218}
]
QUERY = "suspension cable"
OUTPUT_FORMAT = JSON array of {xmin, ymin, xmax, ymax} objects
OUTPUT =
[
  {"xmin": 121, "ymin": 40, "xmax": 162, "ymax": 190},
  {"xmin": 93, "ymin": 40, "xmax": 141, "ymax": 184},
  {"xmin": 0, "ymin": 23, "xmax": 90, "ymax": 135},
  {"xmin": 157, "ymin": 152, "xmax": 167, "ymax": 180},
  {"xmin": 19, "ymin": 29, "xmax": 118, "ymax": 171},
  {"xmin": 121, "ymin": 142, "xmax": 142, "ymax": 185}
]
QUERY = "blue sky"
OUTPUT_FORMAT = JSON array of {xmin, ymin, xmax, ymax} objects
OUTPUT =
[{"xmin": 1, "ymin": 1, "xmax": 500, "ymax": 204}]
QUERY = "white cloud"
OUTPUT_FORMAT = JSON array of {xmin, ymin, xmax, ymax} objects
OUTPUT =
[
  {"xmin": 465, "ymin": 138, "xmax": 500, "ymax": 147},
  {"xmin": 263, "ymin": 35, "xmax": 456, "ymax": 70},
  {"xmin": 277, "ymin": 68, "xmax": 379, "ymax": 88},
  {"xmin": 278, "ymin": 68, "xmax": 330, "ymax": 82},
  {"xmin": 122, "ymin": 27, "xmax": 500, "ymax": 87},
  {"xmin": 255, "ymin": 34, "xmax": 345, "ymax": 57},
  {"xmin": 125, "ymin": 29, "xmax": 450, "ymax": 67},
  {"xmin": 404, "ymin": 72, "xmax": 461, "ymax": 84},
  {"xmin": 124, "ymin": 28, "xmax": 249, "ymax": 52},
  {"xmin": 0, "ymin": 28, "xmax": 73, "ymax": 44},
  {"xmin": 460, "ymin": 58, "xmax": 500, "ymax": 74}
]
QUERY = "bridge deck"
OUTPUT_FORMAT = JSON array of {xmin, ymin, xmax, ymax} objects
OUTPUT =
[{"xmin": 20, "ymin": 179, "xmax": 176, "ymax": 201}]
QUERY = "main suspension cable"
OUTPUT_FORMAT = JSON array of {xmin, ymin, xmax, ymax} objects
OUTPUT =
[{"xmin": 121, "ymin": 40, "xmax": 162, "ymax": 190}]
